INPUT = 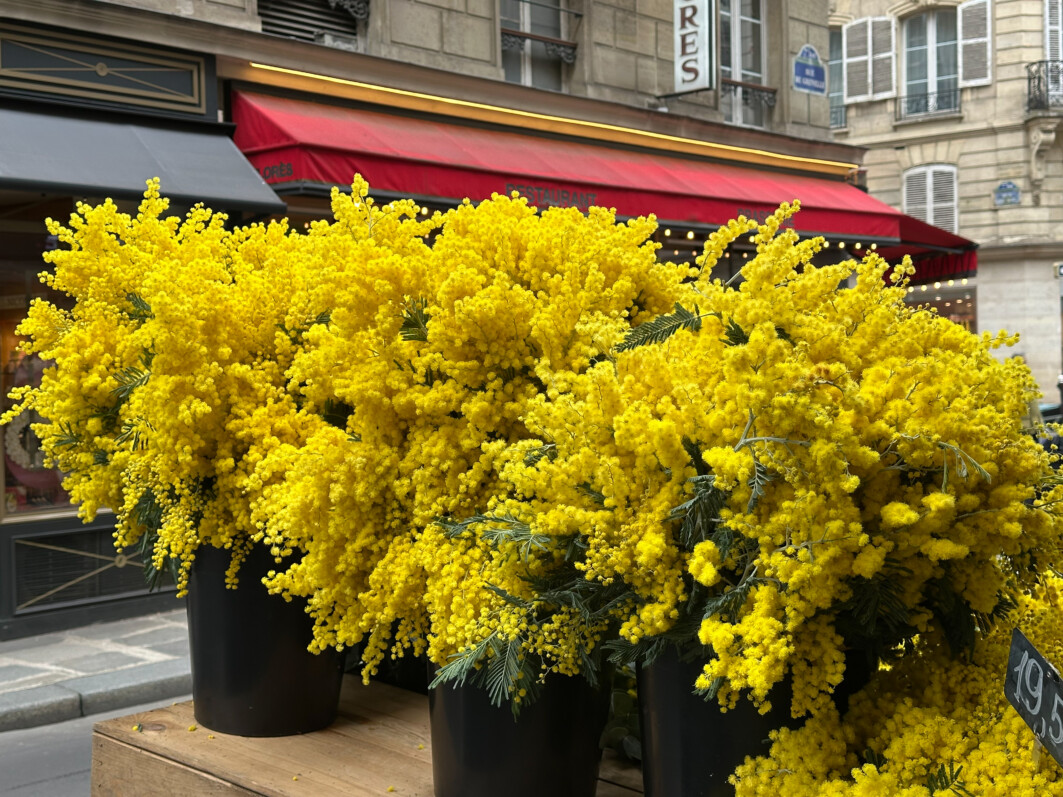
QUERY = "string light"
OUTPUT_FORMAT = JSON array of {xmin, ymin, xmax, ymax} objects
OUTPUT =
[
  {"xmin": 854, "ymin": 242, "xmax": 862, "ymax": 250},
  {"xmin": 664, "ymin": 228, "xmax": 672, "ymax": 237},
  {"xmin": 920, "ymin": 285, "xmax": 927, "ymax": 291},
  {"xmin": 947, "ymin": 279, "xmax": 954, "ymax": 286},
  {"xmin": 870, "ymin": 243, "xmax": 877, "ymax": 250},
  {"xmin": 961, "ymin": 278, "xmax": 968, "ymax": 285},
  {"xmin": 686, "ymin": 231, "xmax": 695, "ymax": 240},
  {"xmin": 838, "ymin": 241, "xmax": 846, "ymax": 248}
]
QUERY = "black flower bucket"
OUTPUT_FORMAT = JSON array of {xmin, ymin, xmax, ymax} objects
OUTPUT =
[
  {"xmin": 637, "ymin": 648, "xmax": 797, "ymax": 797},
  {"xmin": 428, "ymin": 673, "xmax": 612, "ymax": 797},
  {"xmin": 186, "ymin": 544, "xmax": 344, "ymax": 737}
]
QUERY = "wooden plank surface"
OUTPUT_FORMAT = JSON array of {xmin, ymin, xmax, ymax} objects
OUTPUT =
[{"xmin": 92, "ymin": 676, "xmax": 644, "ymax": 796}]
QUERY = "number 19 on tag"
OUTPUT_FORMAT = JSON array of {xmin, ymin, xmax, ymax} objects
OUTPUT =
[{"xmin": 1005, "ymin": 628, "xmax": 1063, "ymax": 766}]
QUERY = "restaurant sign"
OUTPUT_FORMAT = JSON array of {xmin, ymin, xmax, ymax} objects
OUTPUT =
[
  {"xmin": 505, "ymin": 183, "xmax": 597, "ymax": 211},
  {"xmin": 673, "ymin": 0, "xmax": 715, "ymax": 94}
]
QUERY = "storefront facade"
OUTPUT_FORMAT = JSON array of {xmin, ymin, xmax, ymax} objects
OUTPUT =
[{"xmin": 0, "ymin": 0, "xmax": 973, "ymax": 638}]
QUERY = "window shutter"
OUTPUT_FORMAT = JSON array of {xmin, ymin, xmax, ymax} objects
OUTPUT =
[
  {"xmin": 843, "ymin": 19, "xmax": 871, "ymax": 102},
  {"xmin": 1047, "ymin": 0, "xmax": 1063, "ymax": 61},
  {"xmin": 959, "ymin": 0, "xmax": 991, "ymax": 87},
  {"xmin": 870, "ymin": 17, "xmax": 896, "ymax": 98},
  {"xmin": 904, "ymin": 169, "xmax": 929, "ymax": 223},
  {"xmin": 931, "ymin": 167, "xmax": 958, "ymax": 233}
]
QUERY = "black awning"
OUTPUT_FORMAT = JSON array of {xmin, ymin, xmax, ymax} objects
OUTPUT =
[{"xmin": 0, "ymin": 105, "xmax": 286, "ymax": 216}]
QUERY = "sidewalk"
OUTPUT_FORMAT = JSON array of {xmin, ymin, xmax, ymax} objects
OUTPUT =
[{"xmin": 0, "ymin": 610, "xmax": 191, "ymax": 732}]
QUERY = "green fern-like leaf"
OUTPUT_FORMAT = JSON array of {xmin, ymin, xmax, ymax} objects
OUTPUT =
[
  {"xmin": 400, "ymin": 297, "xmax": 431, "ymax": 342},
  {"xmin": 617, "ymin": 303, "xmax": 702, "ymax": 351},
  {"xmin": 125, "ymin": 293, "xmax": 154, "ymax": 323},
  {"xmin": 722, "ymin": 317, "xmax": 749, "ymax": 346},
  {"xmin": 51, "ymin": 422, "xmax": 80, "ymax": 450},
  {"xmin": 669, "ymin": 474, "xmax": 726, "ymax": 550},
  {"xmin": 702, "ymin": 578, "xmax": 764, "ymax": 624},
  {"xmin": 863, "ymin": 748, "xmax": 887, "ymax": 770},
  {"xmin": 111, "ymin": 364, "xmax": 150, "ymax": 403},
  {"xmin": 746, "ymin": 460, "xmax": 773, "ymax": 512},
  {"xmin": 925, "ymin": 762, "xmax": 973, "ymax": 796}
]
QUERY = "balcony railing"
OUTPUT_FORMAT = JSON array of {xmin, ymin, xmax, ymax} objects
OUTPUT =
[
  {"xmin": 720, "ymin": 79, "xmax": 777, "ymax": 108},
  {"xmin": 895, "ymin": 88, "xmax": 961, "ymax": 121},
  {"xmin": 1027, "ymin": 61, "xmax": 1063, "ymax": 111},
  {"xmin": 830, "ymin": 104, "xmax": 847, "ymax": 128}
]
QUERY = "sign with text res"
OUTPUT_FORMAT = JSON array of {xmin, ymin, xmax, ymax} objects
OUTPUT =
[
  {"xmin": 673, "ymin": 0, "xmax": 715, "ymax": 94},
  {"xmin": 1005, "ymin": 627, "xmax": 1063, "ymax": 767}
]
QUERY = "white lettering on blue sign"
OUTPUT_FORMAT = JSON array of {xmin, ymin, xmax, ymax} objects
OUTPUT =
[{"xmin": 793, "ymin": 44, "xmax": 826, "ymax": 95}]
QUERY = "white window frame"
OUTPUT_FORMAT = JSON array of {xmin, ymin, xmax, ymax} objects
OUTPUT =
[
  {"xmin": 901, "ymin": 8, "xmax": 959, "ymax": 113},
  {"xmin": 842, "ymin": 17, "xmax": 896, "ymax": 103},
  {"xmin": 903, "ymin": 164, "xmax": 959, "ymax": 234},
  {"xmin": 720, "ymin": 0, "xmax": 767, "ymax": 127}
]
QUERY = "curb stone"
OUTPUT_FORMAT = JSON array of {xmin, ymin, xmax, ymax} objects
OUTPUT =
[
  {"xmin": 0, "ymin": 684, "xmax": 81, "ymax": 732},
  {"xmin": 0, "ymin": 658, "xmax": 192, "ymax": 732}
]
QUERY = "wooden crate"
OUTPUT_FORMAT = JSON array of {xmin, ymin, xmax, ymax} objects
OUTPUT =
[{"xmin": 91, "ymin": 676, "xmax": 644, "ymax": 796}]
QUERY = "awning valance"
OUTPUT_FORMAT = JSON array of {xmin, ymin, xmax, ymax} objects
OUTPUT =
[
  {"xmin": 230, "ymin": 90, "xmax": 976, "ymax": 270},
  {"xmin": 0, "ymin": 105, "xmax": 286, "ymax": 215}
]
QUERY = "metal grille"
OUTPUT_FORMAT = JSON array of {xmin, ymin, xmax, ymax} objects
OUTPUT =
[
  {"xmin": 14, "ymin": 527, "xmax": 170, "ymax": 612},
  {"xmin": 258, "ymin": 0, "xmax": 360, "ymax": 42}
]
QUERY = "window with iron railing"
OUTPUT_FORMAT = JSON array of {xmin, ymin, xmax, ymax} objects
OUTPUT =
[
  {"xmin": 258, "ymin": 0, "xmax": 365, "ymax": 50},
  {"xmin": 501, "ymin": 0, "xmax": 580, "ymax": 91},
  {"xmin": 720, "ymin": 0, "xmax": 768, "ymax": 127},
  {"xmin": 900, "ymin": 9, "xmax": 959, "ymax": 120}
]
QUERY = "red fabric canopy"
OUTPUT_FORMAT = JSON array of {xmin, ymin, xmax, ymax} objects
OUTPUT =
[{"xmin": 231, "ymin": 90, "xmax": 976, "ymax": 271}]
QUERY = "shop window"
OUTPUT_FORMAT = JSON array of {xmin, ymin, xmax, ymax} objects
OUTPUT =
[
  {"xmin": 720, "ymin": 0, "xmax": 771, "ymax": 128},
  {"xmin": 829, "ymin": 29, "xmax": 846, "ymax": 127},
  {"xmin": 0, "ymin": 232, "xmax": 73, "ymax": 518},
  {"xmin": 501, "ymin": 0, "xmax": 576, "ymax": 91},
  {"xmin": 904, "ymin": 164, "xmax": 958, "ymax": 233}
]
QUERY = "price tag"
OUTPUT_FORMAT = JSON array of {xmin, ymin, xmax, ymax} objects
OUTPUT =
[{"xmin": 1005, "ymin": 628, "xmax": 1063, "ymax": 767}]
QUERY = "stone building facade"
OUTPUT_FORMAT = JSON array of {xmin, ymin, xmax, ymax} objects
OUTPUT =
[{"xmin": 829, "ymin": 0, "xmax": 1063, "ymax": 397}]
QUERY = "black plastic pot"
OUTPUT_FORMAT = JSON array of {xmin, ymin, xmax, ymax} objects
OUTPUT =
[
  {"xmin": 186, "ymin": 544, "xmax": 344, "ymax": 737},
  {"xmin": 428, "ymin": 674, "xmax": 612, "ymax": 797},
  {"xmin": 638, "ymin": 649, "xmax": 797, "ymax": 797}
]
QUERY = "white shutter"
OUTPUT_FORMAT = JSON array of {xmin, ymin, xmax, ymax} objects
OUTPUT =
[
  {"xmin": 930, "ymin": 166, "xmax": 959, "ymax": 233},
  {"xmin": 843, "ymin": 19, "xmax": 871, "ymax": 102},
  {"xmin": 1047, "ymin": 0, "xmax": 1063, "ymax": 60},
  {"xmin": 959, "ymin": 0, "xmax": 991, "ymax": 87},
  {"xmin": 904, "ymin": 169, "xmax": 929, "ymax": 223},
  {"xmin": 870, "ymin": 17, "xmax": 896, "ymax": 99}
]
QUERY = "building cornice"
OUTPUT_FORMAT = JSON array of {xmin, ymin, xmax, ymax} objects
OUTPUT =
[{"xmin": 977, "ymin": 240, "xmax": 1063, "ymax": 263}]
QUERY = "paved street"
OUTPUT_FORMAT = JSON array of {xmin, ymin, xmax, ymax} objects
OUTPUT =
[{"xmin": 0, "ymin": 694, "xmax": 192, "ymax": 796}]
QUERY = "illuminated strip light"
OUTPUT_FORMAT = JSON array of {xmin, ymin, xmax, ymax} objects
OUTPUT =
[{"xmin": 248, "ymin": 62, "xmax": 860, "ymax": 175}]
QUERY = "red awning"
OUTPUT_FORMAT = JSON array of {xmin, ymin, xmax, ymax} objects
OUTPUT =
[{"xmin": 231, "ymin": 90, "xmax": 976, "ymax": 273}]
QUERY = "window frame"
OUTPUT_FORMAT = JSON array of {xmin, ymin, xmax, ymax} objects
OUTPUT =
[
  {"xmin": 901, "ymin": 8, "xmax": 959, "ymax": 115},
  {"xmin": 719, "ymin": 0, "xmax": 767, "ymax": 128},
  {"xmin": 501, "ymin": 0, "xmax": 568, "ymax": 91}
]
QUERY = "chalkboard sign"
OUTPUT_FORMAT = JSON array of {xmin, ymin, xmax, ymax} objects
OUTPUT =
[{"xmin": 1005, "ymin": 628, "xmax": 1063, "ymax": 766}]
